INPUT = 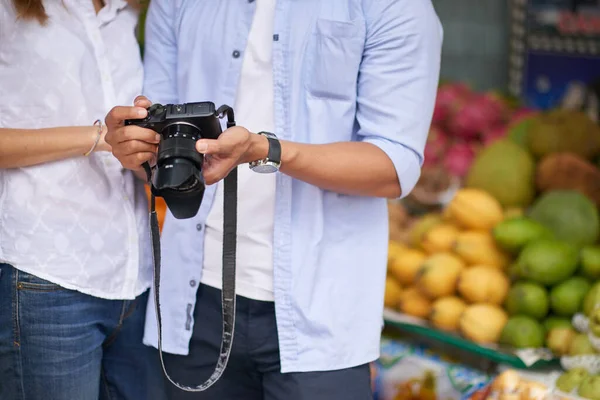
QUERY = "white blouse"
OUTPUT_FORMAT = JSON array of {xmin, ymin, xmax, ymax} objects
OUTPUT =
[{"xmin": 0, "ymin": 0, "xmax": 152, "ymax": 300}]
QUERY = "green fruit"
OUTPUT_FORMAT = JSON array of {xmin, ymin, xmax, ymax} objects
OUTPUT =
[
  {"xmin": 569, "ymin": 334, "xmax": 598, "ymax": 356},
  {"xmin": 466, "ymin": 140, "xmax": 536, "ymax": 208},
  {"xmin": 505, "ymin": 282, "xmax": 549, "ymax": 320},
  {"xmin": 578, "ymin": 375, "xmax": 600, "ymax": 400},
  {"xmin": 589, "ymin": 308, "xmax": 600, "ymax": 337},
  {"xmin": 507, "ymin": 117, "xmax": 535, "ymax": 148},
  {"xmin": 583, "ymin": 282, "xmax": 600, "ymax": 317},
  {"xmin": 528, "ymin": 190, "xmax": 600, "ymax": 247},
  {"xmin": 499, "ymin": 315, "xmax": 546, "ymax": 349},
  {"xmin": 543, "ymin": 316, "xmax": 573, "ymax": 332},
  {"xmin": 581, "ymin": 246, "xmax": 600, "ymax": 280},
  {"xmin": 492, "ymin": 217, "xmax": 553, "ymax": 254},
  {"xmin": 546, "ymin": 327, "xmax": 577, "ymax": 356},
  {"xmin": 527, "ymin": 109, "xmax": 600, "ymax": 160},
  {"xmin": 516, "ymin": 239, "xmax": 580, "ymax": 286},
  {"xmin": 550, "ymin": 277, "xmax": 592, "ymax": 317},
  {"xmin": 556, "ymin": 368, "xmax": 589, "ymax": 393}
]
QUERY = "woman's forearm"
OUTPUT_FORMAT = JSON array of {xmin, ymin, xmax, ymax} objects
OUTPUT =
[{"xmin": 0, "ymin": 125, "xmax": 109, "ymax": 169}]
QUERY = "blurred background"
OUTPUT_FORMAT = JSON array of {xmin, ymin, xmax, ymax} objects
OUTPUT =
[{"xmin": 433, "ymin": 0, "xmax": 510, "ymax": 91}]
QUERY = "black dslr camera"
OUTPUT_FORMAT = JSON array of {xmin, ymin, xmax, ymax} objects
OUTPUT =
[{"xmin": 125, "ymin": 102, "xmax": 234, "ymax": 219}]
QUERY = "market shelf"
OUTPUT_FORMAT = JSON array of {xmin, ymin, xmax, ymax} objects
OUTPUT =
[{"xmin": 384, "ymin": 308, "xmax": 560, "ymax": 370}]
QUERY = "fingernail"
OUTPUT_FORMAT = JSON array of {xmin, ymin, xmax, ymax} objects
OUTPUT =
[
  {"xmin": 155, "ymin": 134, "xmax": 161, "ymax": 142},
  {"xmin": 137, "ymin": 109, "xmax": 147, "ymax": 117},
  {"xmin": 197, "ymin": 142, "xmax": 208, "ymax": 153}
]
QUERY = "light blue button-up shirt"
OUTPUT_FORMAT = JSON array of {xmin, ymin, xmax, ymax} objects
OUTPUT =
[{"xmin": 141, "ymin": 0, "xmax": 443, "ymax": 373}]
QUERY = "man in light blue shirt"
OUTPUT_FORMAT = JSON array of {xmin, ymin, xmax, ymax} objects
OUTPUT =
[{"xmin": 105, "ymin": 0, "xmax": 442, "ymax": 398}]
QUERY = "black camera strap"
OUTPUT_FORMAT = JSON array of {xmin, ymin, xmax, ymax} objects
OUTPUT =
[{"xmin": 144, "ymin": 104, "xmax": 238, "ymax": 392}]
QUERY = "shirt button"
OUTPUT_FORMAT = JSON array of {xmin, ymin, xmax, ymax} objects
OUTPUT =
[
  {"xmin": 196, "ymin": 224, "xmax": 202, "ymax": 231},
  {"xmin": 190, "ymin": 280, "xmax": 197, "ymax": 287},
  {"xmin": 232, "ymin": 50, "xmax": 241, "ymax": 58}
]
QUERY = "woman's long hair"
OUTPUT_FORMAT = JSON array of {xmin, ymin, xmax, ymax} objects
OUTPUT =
[{"xmin": 13, "ymin": 0, "xmax": 48, "ymax": 24}]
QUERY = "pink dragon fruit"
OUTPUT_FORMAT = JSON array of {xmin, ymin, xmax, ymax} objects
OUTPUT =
[
  {"xmin": 423, "ymin": 126, "xmax": 449, "ymax": 167},
  {"xmin": 479, "ymin": 91, "xmax": 510, "ymax": 123},
  {"xmin": 432, "ymin": 83, "xmax": 473, "ymax": 127},
  {"xmin": 447, "ymin": 94, "xmax": 505, "ymax": 140},
  {"xmin": 481, "ymin": 124, "xmax": 508, "ymax": 146},
  {"xmin": 443, "ymin": 142, "xmax": 476, "ymax": 177}
]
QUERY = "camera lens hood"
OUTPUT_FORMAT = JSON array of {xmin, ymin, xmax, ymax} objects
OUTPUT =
[{"xmin": 151, "ymin": 158, "xmax": 205, "ymax": 219}]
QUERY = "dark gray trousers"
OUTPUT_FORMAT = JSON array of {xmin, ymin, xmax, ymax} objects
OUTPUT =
[{"xmin": 159, "ymin": 283, "xmax": 373, "ymax": 400}]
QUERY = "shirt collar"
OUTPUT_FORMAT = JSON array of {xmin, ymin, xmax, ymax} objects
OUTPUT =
[{"xmin": 96, "ymin": 0, "xmax": 130, "ymax": 26}]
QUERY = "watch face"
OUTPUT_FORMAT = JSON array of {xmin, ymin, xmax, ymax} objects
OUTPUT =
[{"xmin": 252, "ymin": 163, "xmax": 279, "ymax": 174}]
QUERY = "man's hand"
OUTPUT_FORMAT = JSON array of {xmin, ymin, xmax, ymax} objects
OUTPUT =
[
  {"xmin": 195, "ymin": 126, "xmax": 267, "ymax": 185},
  {"xmin": 104, "ymin": 96, "xmax": 161, "ymax": 172}
]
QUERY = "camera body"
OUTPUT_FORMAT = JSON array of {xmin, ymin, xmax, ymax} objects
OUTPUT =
[
  {"xmin": 125, "ymin": 102, "xmax": 222, "ymax": 138},
  {"xmin": 125, "ymin": 102, "xmax": 225, "ymax": 219}
]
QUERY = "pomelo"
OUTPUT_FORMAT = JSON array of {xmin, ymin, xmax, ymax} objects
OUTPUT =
[{"xmin": 528, "ymin": 190, "xmax": 600, "ymax": 247}]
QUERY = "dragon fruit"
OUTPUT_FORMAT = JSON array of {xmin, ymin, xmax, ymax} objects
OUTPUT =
[
  {"xmin": 443, "ymin": 142, "xmax": 476, "ymax": 177},
  {"xmin": 432, "ymin": 83, "xmax": 473, "ymax": 127},
  {"xmin": 447, "ymin": 94, "xmax": 506, "ymax": 140},
  {"xmin": 481, "ymin": 124, "xmax": 508, "ymax": 146},
  {"xmin": 423, "ymin": 126, "xmax": 449, "ymax": 167},
  {"xmin": 479, "ymin": 91, "xmax": 510, "ymax": 123}
]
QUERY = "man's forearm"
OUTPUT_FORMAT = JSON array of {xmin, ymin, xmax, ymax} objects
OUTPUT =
[{"xmin": 246, "ymin": 134, "xmax": 402, "ymax": 198}]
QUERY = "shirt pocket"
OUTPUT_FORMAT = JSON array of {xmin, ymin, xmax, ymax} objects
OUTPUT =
[{"xmin": 305, "ymin": 18, "xmax": 365, "ymax": 101}]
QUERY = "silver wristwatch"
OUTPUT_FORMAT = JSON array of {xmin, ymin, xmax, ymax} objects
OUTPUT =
[{"xmin": 249, "ymin": 131, "xmax": 281, "ymax": 173}]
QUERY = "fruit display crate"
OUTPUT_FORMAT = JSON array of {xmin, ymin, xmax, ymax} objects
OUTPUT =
[{"xmin": 384, "ymin": 308, "xmax": 560, "ymax": 370}]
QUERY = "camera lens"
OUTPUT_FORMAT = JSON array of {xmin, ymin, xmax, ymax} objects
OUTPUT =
[
  {"xmin": 157, "ymin": 123, "xmax": 204, "ymax": 169},
  {"xmin": 153, "ymin": 158, "xmax": 202, "ymax": 191},
  {"xmin": 164, "ymin": 123, "xmax": 202, "ymax": 141},
  {"xmin": 172, "ymin": 173, "xmax": 201, "ymax": 192},
  {"xmin": 152, "ymin": 122, "xmax": 206, "ymax": 219}
]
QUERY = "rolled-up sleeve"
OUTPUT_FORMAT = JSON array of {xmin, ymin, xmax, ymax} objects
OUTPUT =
[{"xmin": 356, "ymin": 0, "xmax": 443, "ymax": 198}]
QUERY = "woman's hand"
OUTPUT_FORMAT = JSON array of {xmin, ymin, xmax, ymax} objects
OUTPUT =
[{"xmin": 104, "ymin": 96, "xmax": 160, "ymax": 172}]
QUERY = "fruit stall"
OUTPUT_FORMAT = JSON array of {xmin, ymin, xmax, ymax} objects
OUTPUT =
[{"xmin": 375, "ymin": 80, "xmax": 600, "ymax": 400}]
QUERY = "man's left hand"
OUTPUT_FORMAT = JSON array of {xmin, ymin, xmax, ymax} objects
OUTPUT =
[{"xmin": 196, "ymin": 127, "xmax": 266, "ymax": 185}]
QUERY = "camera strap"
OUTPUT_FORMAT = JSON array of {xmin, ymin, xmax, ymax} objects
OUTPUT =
[{"xmin": 144, "ymin": 104, "xmax": 238, "ymax": 392}]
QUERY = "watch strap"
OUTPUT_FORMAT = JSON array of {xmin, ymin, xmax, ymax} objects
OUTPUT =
[{"xmin": 258, "ymin": 131, "xmax": 281, "ymax": 165}]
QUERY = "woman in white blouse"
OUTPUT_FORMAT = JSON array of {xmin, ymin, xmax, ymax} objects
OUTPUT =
[{"xmin": 0, "ymin": 1, "xmax": 164, "ymax": 399}]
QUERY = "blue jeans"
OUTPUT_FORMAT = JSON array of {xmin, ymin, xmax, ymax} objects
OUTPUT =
[{"xmin": 0, "ymin": 264, "xmax": 167, "ymax": 400}]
